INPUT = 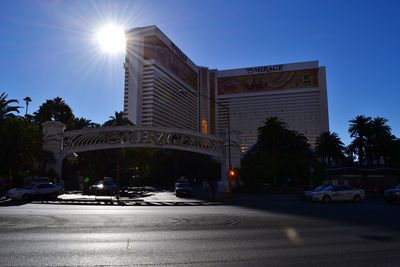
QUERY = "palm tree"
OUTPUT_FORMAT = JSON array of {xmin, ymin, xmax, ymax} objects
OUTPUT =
[
  {"xmin": 23, "ymin": 96, "xmax": 32, "ymax": 116},
  {"xmin": 103, "ymin": 111, "xmax": 134, "ymax": 126},
  {"xmin": 70, "ymin": 117, "xmax": 97, "ymax": 130},
  {"xmin": 387, "ymin": 137, "xmax": 400, "ymax": 168},
  {"xmin": 315, "ymin": 131, "xmax": 345, "ymax": 166},
  {"xmin": 0, "ymin": 92, "xmax": 21, "ymax": 120},
  {"xmin": 348, "ymin": 115, "xmax": 372, "ymax": 165},
  {"xmin": 243, "ymin": 117, "xmax": 313, "ymax": 186},
  {"xmin": 34, "ymin": 97, "xmax": 74, "ymax": 126},
  {"xmin": 256, "ymin": 116, "xmax": 288, "ymax": 149},
  {"xmin": 369, "ymin": 117, "xmax": 392, "ymax": 165}
]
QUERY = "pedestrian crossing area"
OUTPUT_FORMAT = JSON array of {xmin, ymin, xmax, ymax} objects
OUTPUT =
[{"xmin": 28, "ymin": 199, "xmax": 224, "ymax": 206}]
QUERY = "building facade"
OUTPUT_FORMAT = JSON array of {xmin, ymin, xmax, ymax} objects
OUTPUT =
[{"xmin": 124, "ymin": 25, "xmax": 329, "ymax": 160}]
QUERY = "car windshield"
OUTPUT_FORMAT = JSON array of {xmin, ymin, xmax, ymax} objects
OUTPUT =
[
  {"xmin": 321, "ymin": 186, "xmax": 334, "ymax": 191},
  {"xmin": 314, "ymin": 185, "xmax": 327, "ymax": 191},
  {"xmin": 23, "ymin": 184, "xmax": 36, "ymax": 189}
]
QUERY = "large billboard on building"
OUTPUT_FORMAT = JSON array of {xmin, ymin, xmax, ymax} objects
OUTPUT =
[
  {"xmin": 143, "ymin": 36, "xmax": 198, "ymax": 90},
  {"xmin": 218, "ymin": 68, "xmax": 319, "ymax": 95}
]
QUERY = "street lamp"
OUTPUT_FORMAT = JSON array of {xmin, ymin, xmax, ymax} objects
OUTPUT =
[{"xmin": 178, "ymin": 89, "xmax": 232, "ymax": 170}]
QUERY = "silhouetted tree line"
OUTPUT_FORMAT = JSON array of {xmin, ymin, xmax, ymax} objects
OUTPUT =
[
  {"xmin": 0, "ymin": 93, "xmax": 219, "ymax": 189},
  {"xmin": 1, "ymin": 92, "xmax": 399, "ymax": 190},
  {"xmin": 241, "ymin": 116, "xmax": 400, "ymax": 190}
]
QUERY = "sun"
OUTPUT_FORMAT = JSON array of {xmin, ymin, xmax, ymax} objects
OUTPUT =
[{"xmin": 97, "ymin": 24, "xmax": 126, "ymax": 54}]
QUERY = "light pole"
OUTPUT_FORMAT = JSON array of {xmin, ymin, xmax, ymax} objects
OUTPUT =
[{"xmin": 178, "ymin": 89, "xmax": 232, "ymax": 170}]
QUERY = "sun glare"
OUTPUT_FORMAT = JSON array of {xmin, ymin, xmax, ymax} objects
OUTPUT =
[{"xmin": 97, "ymin": 24, "xmax": 126, "ymax": 54}]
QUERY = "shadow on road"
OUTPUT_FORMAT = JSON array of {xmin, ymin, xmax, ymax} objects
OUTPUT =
[
  {"xmin": 231, "ymin": 193, "xmax": 400, "ymax": 233},
  {"xmin": 0, "ymin": 199, "xmax": 30, "ymax": 207}
]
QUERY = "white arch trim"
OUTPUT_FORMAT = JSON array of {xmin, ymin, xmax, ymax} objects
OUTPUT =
[{"xmin": 61, "ymin": 126, "xmax": 224, "ymax": 159}]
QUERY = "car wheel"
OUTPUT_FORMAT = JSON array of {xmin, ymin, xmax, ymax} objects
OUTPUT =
[
  {"xmin": 353, "ymin": 194, "xmax": 362, "ymax": 203},
  {"xmin": 21, "ymin": 194, "xmax": 30, "ymax": 201},
  {"xmin": 323, "ymin": 195, "xmax": 331, "ymax": 203}
]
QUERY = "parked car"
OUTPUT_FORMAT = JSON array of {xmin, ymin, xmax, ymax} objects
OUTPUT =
[
  {"xmin": 89, "ymin": 179, "xmax": 117, "ymax": 195},
  {"xmin": 175, "ymin": 182, "xmax": 193, "ymax": 197},
  {"xmin": 311, "ymin": 185, "xmax": 365, "ymax": 203},
  {"xmin": 29, "ymin": 177, "xmax": 51, "ymax": 184},
  {"xmin": 5, "ymin": 183, "xmax": 64, "ymax": 201},
  {"xmin": 299, "ymin": 184, "xmax": 331, "ymax": 200},
  {"xmin": 175, "ymin": 176, "xmax": 189, "ymax": 189},
  {"xmin": 384, "ymin": 184, "xmax": 400, "ymax": 203}
]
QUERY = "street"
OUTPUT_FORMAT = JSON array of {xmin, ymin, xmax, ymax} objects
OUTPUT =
[{"xmin": 1, "ymin": 195, "xmax": 400, "ymax": 266}]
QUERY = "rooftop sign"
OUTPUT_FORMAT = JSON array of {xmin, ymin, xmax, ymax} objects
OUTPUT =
[
  {"xmin": 218, "ymin": 61, "xmax": 319, "ymax": 78},
  {"xmin": 245, "ymin": 64, "xmax": 284, "ymax": 74}
]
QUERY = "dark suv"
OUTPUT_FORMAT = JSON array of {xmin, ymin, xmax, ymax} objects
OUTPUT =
[
  {"xmin": 384, "ymin": 184, "xmax": 400, "ymax": 203},
  {"xmin": 175, "ymin": 182, "xmax": 193, "ymax": 197}
]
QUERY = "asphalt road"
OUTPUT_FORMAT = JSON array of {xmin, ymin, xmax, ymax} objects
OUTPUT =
[{"xmin": 1, "ymin": 195, "xmax": 400, "ymax": 266}]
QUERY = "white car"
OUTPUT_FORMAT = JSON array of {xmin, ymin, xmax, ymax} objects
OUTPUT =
[
  {"xmin": 311, "ymin": 185, "xmax": 365, "ymax": 203},
  {"xmin": 302, "ymin": 184, "xmax": 331, "ymax": 200},
  {"xmin": 5, "ymin": 183, "xmax": 64, "ymax": 201}
]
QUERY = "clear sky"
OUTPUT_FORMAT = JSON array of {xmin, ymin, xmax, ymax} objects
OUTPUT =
[{"xmin": 1, "ymin": 0, "xmax": 399, "ymax": 145}]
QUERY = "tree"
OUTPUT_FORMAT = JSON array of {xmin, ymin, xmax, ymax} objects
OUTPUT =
[
  {"xmin": 34, "ymin": 97, "xmax": 75, "ymax": 127},
  {"xmin": 315, "ymin": 131, "xmax": 345, "ymax": 167},
  {"xmin": 368, "ymin": 117, "xmax": 393, "ymax": 165},
  {"xmin": 103, "ymin": 111, "xmax": 134, "ymax": 126},
  {"xmin": 256, "ymin": 116, "xmax": 288, "ymax": 148},
  {"xmin": 23, "ymin": 96, "xmax": 32, "ymax": 116},
  {"xmin": 0, "ymin": 116, "xmax": 43, "ymax": 184},
  {"xmin": 241, "ymin": 117, "xmax": 314, "ymax": 189},
  {"xmin": 348, "ymin": 115, "xmax": 394, "ymax": 166},
  {"xmin": 348, "ymin": 115, "xmax": 372, "ymax": 165},
  {"xmin": 0, "ymin": 92, "xmax": 21, "ymax": 120},
  {"xmin": 70, "ymin": 117, "xmax": 99, "ymax": 130},
  {"xmin": 387, "ymin": 137, "xmax": 400, "ymax": 168}
]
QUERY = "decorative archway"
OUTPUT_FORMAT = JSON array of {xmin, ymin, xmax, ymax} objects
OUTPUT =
[{"xmin": 42, "ymin": 121, "xmax": 238, "ymax": 191}]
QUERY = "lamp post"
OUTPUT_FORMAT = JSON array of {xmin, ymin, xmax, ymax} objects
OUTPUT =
[{"xmin": 178, "ymin": 89, "xmax": 232, "ymax": 172}]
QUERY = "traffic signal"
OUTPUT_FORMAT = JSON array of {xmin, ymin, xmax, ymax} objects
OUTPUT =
[{"xmin": 228, "ymin": 169, "xmax": 237, "ymax": 182}]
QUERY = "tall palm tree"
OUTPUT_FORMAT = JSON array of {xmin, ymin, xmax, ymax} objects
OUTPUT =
[
  {"xmin": 256, "ymin": 116, "xmax": 288, "ymax": 149},
  {"xmin": 103, "ymin": 111, "xmax": 134, "ymax": 126},
  {"xmin": 315, "ymin": 131, "xmax": 345, "ymax": 166},
  {"xmin": 23, "ymin": 96, "xmax": 32, "ymax": 116},
  {"xmin": 348, "ymin": 115, "xmax": 372, "ymax": 165},
  {"xmin": 0, "ymin": 92, "xmax": 21, "ymax": 120},
  {"xmin": 369, "ymin": 117, "xmax": 392, "ymax": 165},
  {"xmin": 370, "ymin": 117, "xmax": 391, "ymax": 137},
  {"xmin": 387, "ymin": 137, "xmax": 400, "ymax": 168}
]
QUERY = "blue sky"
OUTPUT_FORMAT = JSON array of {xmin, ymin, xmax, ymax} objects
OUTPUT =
[{"xmin": 1, "ymin": 0, "xmax": 399, "ymax": 145}]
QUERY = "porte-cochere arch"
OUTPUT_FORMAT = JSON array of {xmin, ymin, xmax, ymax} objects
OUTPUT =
[
  {"xmin": 42, "ymin": 121, "xmax": 235, "ymax": 190},
  {"xmin": 61, "ymin": 126, "xmax": 224, "ymax": 157}
]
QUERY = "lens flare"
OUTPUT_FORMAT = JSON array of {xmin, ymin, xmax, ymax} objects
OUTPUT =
[{"xmin": 97, "ymin": 24, "xmax": 126, "ymax": 54}]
